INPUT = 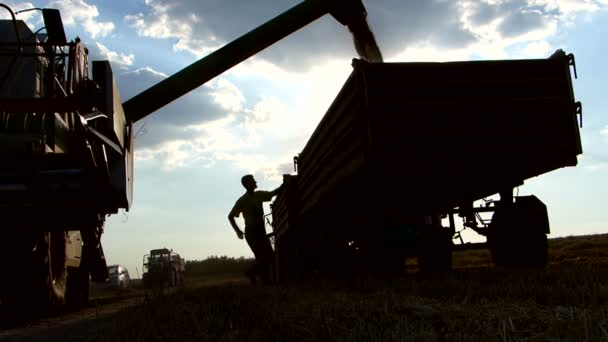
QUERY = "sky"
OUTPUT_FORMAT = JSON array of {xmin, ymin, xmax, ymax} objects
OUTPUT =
[{"xmin": 2, "ymin": 0, "xmax": 607, "ymax": 277}]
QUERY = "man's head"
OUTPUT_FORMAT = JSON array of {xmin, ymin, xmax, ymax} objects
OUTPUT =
[{"xmin": 241, "ymin": 174, "xmax": 257, "ymax": 191}]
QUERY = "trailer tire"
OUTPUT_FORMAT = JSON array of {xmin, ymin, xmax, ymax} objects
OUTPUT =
[
  {"xmin": 489, "ymin": 196, "xmax": 549, "ymax": 268},
  {"xmin": 417, "ymin": 227, "xmax": 453, "ymax": 273},
  {"xmin": 489, "ymin": 229, "xmax": 548, "ymax": 268}
]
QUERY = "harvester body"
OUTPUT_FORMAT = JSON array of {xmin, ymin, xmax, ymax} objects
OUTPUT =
[
  {"xmin": 0, "ymin": 7, "xmax": 132, "ymax": 306},
  {"xmin": 0, "ymin": 0, "xmax": 376, "ymax": 306}
]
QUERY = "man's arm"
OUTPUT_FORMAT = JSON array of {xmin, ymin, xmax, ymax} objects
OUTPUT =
[
  {"xmin": 269, "ymin": 183, "xmax": 284, "ymax": 197},
  {"xmin": 228, "ymin": 215, "xmax": 244, "ymax": 239},
  {"xmin": 257, "ymin": 185, "xmax": 284, "ymax": 203},
  {"xmin": 228, "ymin": 202, "xmax": 244, "ymax": 239}
]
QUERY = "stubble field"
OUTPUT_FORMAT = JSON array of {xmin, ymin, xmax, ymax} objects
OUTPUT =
[{"xmin": 2, "ymin": 234, "xmax": 608, "ymax": 342}]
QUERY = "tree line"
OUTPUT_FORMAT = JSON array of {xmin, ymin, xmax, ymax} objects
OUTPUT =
[{"xmin": 185, "ymin": 256, "xmax": 255, "ymax": 277}]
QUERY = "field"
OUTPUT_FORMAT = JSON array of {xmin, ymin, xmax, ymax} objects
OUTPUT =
[{"xmin": 2, "ymin": 234, "xmax": 608, "ymax": 341}]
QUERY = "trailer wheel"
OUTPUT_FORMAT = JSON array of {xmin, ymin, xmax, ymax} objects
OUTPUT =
[
  {"xmin": 417, "ymin": 227, "xmax": 453, "ymax": 273},
  {"xmin": 488, "ymin": 196, "xmax": 549, "ymax": 268}
]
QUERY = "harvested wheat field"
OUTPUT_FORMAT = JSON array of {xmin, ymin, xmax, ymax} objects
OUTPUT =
[{"xmin": 2, "ymin": 234, "xmax": 608, "ymax": 342}]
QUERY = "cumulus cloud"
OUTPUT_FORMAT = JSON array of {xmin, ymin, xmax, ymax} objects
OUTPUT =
[
  {"xmin": 208, "ymin": 79, "xmax": 245, "ymax": 113},
  {"xmin": 120, "ymin": 0, "xmax": 606, "ymax": 173},
  {"xmin": 116, "ymin": 67, "xmax": 232, "ymax": 149},
  {"xmin": 131, "ymin": 58, "xmax": 352, "ymax": 178},
  {"xmin": 601, "ymin": 125, "xmax": 608, "ymax": 140},
  {"xmin": 47, "ymin": 0, "xmax": 114, "ymax": 38},
  {"xmin": 93, "ymin": 42, "xmax": 134, "ymax": 69},
  {"xmin": 124, "ymin": 4, "xmax": 220, "ymax": 58},
  {"xmin": 123, "ymin": 0, "xmax": 606, "ymax": 72},
  {"xmin": 580, "ymin": 154, "xmax": 608, "ymax": 172},
  {"xmin": 0, "ymin": 2, "xmax": 41, "ymax": 29}
]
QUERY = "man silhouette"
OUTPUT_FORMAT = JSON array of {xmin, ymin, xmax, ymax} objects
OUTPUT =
[{"xmin": 228, "ymin": 175, "xmax": 282, "ymax": 284}]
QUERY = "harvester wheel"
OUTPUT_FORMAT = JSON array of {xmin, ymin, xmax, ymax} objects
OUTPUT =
[
  {"xmin": 66, "ymin": 265, "xmax": 90, "ymax": 308},
  {"xmin": 0, "ymin": 231, "xmax": 68, "ymax": 308},
  {"xmin": 66, "ymin": 240, "xmax": 90, "ymax": 309},
  {"xmin": 38, "ymin": 231, "xmax": 68, "ymax": 305}
]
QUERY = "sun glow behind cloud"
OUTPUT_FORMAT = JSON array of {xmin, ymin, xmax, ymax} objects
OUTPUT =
[
  {"xmin": 115, "ymin": 0, "xmax": 607, "ymax": 178},
  {"xmin": 132, "ymin": 58, "xmax": 352, "ymax": 181}
]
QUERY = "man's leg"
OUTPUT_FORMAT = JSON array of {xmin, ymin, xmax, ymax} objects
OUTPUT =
[
  {"xmin": 256, "ymin": 237, "xmax": 275, "ymax": 285},
  {"xmin": 244, "ymin": 232, "xmax": 260, "ymax": 284},
  {"xmin": 246, "ymin": 232, "xmax": 274, "ymax": 284}
]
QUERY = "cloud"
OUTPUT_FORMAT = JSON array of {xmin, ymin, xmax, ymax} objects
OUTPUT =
[
  {"xmin": 124, "ymin": 5, "xmax": 220, "ymax": 58},
  {"xmin": 121, "ymin": 0, "xmax": 606, "ymax": 173},
  {"xmin": 116, "ymin": 67, "xmax": 234, "ymax": 149},
  {"xmin": 600, "ymin": 125, "xmax": 608, "ymax": 144},
  {"xmin": 580, "ymin": 154, "xmax": 608, "ymax": 173},
  {"xmin": 93, "ymin": 42, "xmax": 134, "ymax": 69},
  {"xmin": 122, "ymin": 0, "xmax": 606, "ymax": 71},
  {"xmin": 47, "ymin": 0, "xmax": 114, "ymax": 38},
  {"xmin": 209, "ymin": 79, "xmax": 245, "ymax": 113},
  {"xmin": 131, "ymin": 58, "xmax": 353, "ymax": 178},
  {"xmin": 122, "ymin": 0, "xmax": 477, "ymax": 71},
  {"xmin": 0, "ymin": 2, "xmax": 41, "ymax": 29}
]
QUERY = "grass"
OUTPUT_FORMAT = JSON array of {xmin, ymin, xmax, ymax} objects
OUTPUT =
[{"xmin": 75, "ymin": 234, "xmax": 608, "ymax": 342}]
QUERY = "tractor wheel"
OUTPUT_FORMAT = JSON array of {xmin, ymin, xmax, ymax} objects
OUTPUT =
[{"xmin": 488, "ymin": 196, "xmax": 549, "ymax": 268}]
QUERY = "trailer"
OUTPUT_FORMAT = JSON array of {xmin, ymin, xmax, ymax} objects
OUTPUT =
[{"xmin": 271, "ymin": 52, "xmax": 582, "ymax": 280}]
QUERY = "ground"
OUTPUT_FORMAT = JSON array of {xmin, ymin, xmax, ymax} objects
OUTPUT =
[{"xmin": 1, "ymin": 234, "xmax": 607, "ymax": 341}]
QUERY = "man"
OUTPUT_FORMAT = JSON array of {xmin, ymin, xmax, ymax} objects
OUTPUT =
[{"xmin": 228, "ymin": 174, "xmax": 282, "ymax": 285}]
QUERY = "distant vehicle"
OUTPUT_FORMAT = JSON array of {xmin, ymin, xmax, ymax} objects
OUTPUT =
[
  {"xmin": 105, "ymin": 264, "xmax": 131, "ymax": 289},
  {"xmin": 142, "ymin": 248, "xmax": 185, "ymax": 288}
]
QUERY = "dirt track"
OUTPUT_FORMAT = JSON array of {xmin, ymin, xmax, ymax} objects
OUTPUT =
[
  {"xmin": 0, "ymin": 295, "xmax": 143, "ymax": 342},
  {"xmin": 0, "ymin": 276, "xmax": 247, "ymax": 341}
]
